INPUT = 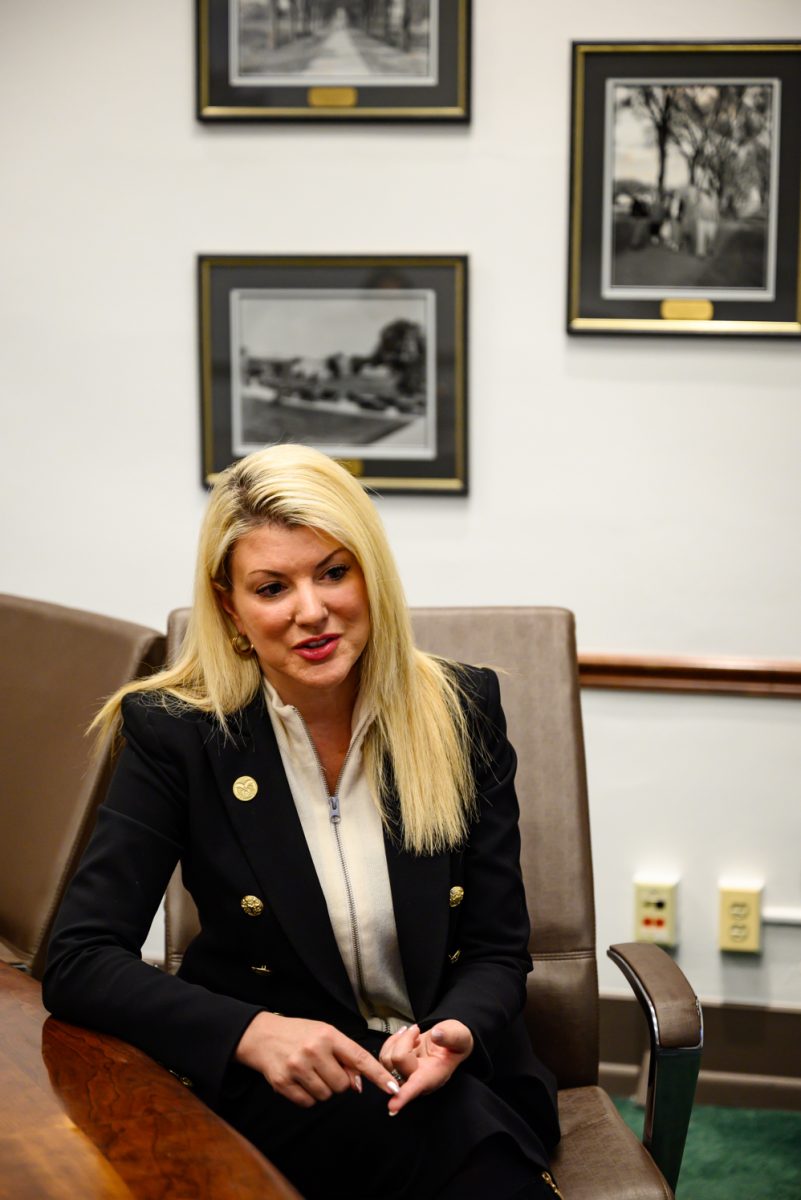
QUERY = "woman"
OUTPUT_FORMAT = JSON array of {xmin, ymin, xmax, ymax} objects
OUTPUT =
[{"xmin": 44, "ymin": 445, "xmax": 561, "ymax": 1199}]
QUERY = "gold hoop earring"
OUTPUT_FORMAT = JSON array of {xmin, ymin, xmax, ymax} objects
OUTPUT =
[{"xmin": 231, "ymin": 633, "xmax": 254, "ymax": 657}]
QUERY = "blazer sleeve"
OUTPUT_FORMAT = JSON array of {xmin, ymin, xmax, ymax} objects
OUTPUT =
[
  {"xmin": 417, "ymin": 667, "xmax": 532, "ymax": 1077},
  {"xmin": 42, "ymin": 694, "xmax": 263, "ymax": 1105}
]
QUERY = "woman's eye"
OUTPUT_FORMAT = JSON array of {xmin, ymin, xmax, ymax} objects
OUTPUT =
[
  {"xmin": 325, "ymin": 564, "xmax": 350, "ymax": 582},
  {"xmin": 256, "ymin": 581, "xmax": 284, "ymax": 598}
]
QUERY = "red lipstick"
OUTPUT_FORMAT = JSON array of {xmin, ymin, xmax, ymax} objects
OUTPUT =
[{"xmin": 293, "ymin": 634, "xmax": 341, "ymax": 662}]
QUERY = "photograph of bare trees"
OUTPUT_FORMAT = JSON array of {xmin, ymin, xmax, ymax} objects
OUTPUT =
[
  {"xmin": 231, "ymin": 290, "xmax": 436, "ymax": 459},
  {"xmin": 231, "ymin": 1, "xmax": 436, "ymax": 86},
  {"xmin": 568, "ymin": 42, "xmax": 801, "ymax": 337},
  {"xmin": 603, "ymin": 80, "xmax": 778, "ymax": 300}
]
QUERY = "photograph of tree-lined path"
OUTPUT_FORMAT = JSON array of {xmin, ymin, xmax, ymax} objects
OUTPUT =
[
  {"xmin": 234, "ymin": 0, "xmax": 433, "ymax": 84},
  {"xmin": 606, "ymin": 81, "xmax": 776, "ymax": 296}
]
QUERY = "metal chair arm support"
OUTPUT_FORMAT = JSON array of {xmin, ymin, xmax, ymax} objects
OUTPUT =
[{"xmin": 608, "ymin": 943, "xmax": 703, "ymax": 1195}]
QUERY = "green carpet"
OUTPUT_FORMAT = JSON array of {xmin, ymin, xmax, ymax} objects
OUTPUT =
[{"xmin": 614, "ymin": 1099, "xmax": 801, "ymax": 1199}]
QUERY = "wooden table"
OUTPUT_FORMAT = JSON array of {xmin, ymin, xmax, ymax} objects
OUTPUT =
[{"xmin": 0, "ymin": 962, "xmax": 301, "ymax": 1199}]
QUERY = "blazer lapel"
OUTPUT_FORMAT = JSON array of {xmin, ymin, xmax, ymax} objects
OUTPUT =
[
  {"xmin": 202, "ymin": 695, "xmax": 359, "ymax": 1019},
  {"xmin": 383, "ymin": 819, "xmax": 451, "ymax": 1021}
]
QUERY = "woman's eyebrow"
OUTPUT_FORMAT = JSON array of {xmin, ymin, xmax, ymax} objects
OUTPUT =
[
  {"xmin": 245, "ymin": 566, "xmax": 285, "ymax": 579},
  {"xmin": 315, "ymin": 546, "xmax": 347, "ymax": 570},
  {"xmin": 245, "ymin": 547, "xmax": 347, "ymax": 580}
]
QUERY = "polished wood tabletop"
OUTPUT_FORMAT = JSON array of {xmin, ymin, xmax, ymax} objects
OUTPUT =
[{"xmin": 0, "ymin": 962, "xmax": 301, "ymax": 1199}]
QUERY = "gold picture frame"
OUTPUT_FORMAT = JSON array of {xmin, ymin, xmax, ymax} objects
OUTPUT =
[
  {"xmin": 197, "ymin": 1, "xmax": 471, "ymax": 122},
  {"xmin": 568, "ymin": 41, "xmax": 801, "ymax": 337},
  {"xmin": 199, "ymin": 255, "xmax": 468, "ymax": 494}
]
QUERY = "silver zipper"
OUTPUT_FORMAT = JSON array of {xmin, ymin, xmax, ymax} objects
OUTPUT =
[{"xmin": 293, "ymin": 710, "xmax": 381, "ymax": 1025}]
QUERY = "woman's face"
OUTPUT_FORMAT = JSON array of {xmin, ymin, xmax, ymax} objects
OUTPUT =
[{"xmin": 220, "ymin": 523, "xmax": 370, "ymax": 713}]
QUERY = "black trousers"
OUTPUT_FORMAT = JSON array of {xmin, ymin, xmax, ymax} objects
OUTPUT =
[
  {"xmin": 218, "ymin": 1032, "xmax": 553, "ymax": 1200},
  {"xmin": 437, "ymin": 1135, "xmax": 561, "ymax": 1199}
]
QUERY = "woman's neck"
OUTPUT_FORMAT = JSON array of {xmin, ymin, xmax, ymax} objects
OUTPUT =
[
  {"xmin": 290, "ymin": 675, "xmax": 358, "ymax": 731},
  {"xmin": 267, "ymin": 674, "xmax": 360, "ymax": 794}
]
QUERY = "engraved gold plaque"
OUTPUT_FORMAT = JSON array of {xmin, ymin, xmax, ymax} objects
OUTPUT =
[
  {"xmin": 449, "ymin": 886, "xmax": 465, "ymax": 908},
  {"xmin": 233, "ymin": 775, "xmax": 258, "ymax": 802},
  {"xmin": 660, "ymin": 299, "xmax": 714, "ymax": 321},
  {"xmin": 308, "ymin": 87, "xmax": 358, "ymax": 108},
  {"xmin": 241, "ymin": 895, "xmax": 264, "ymax": 917},
  {"xmin": 336, "ymin": 459, "xmax": 364, "ymax": 478}
]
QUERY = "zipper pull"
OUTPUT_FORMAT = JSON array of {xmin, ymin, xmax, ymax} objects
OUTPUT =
[{"xmin": 328, "ymin": 794, "xmax": 341, "ymax": 824}]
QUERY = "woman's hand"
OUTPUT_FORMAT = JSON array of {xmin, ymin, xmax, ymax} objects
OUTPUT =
[
  {"xmin": 379, "ymin": 1020, "xmax": 474, "ymax": 1115},
  {"xmin": 235, "ymin": 1012, "xmax": 402, "ymax": 1108}
]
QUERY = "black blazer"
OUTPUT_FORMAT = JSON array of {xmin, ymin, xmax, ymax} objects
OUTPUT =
[{"xmin": 43, "ymin": 665, "xmax": 559, "ymax": 1149}]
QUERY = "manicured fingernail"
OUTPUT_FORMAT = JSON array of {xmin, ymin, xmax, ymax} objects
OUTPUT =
[
  {"xmin": 353, "ymin": 1074, "xmax": 362, "ymax": 1094},
  {"xmin": 398, "ymin": 1025, "xmax": 408, "ymax": 1034},
  {"xmin": 387, "ymin": 1079, "xmax": 400, "ymax": 1094},
  {"xmin": 389, "ymin": 1109, "xmax": 398, "ymax": 1117}
]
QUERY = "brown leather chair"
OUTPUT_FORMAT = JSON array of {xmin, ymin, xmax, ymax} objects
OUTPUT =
[
  {"xmin": 0, "ymin": 594, "xmax": 165, "ymax": 979},
  {"xmin": 163, "ymin": 606, "xmax": 702, "ymax": 1199}
]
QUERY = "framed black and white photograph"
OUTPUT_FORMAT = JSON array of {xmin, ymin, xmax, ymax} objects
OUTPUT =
[
  {"xmin": 568, "ymin": 42, "xmax": 801, "ymax": 336},
  {"xmin": 199, "ymin": 256, "xmax": 468, "ymax": 493},
  {"xmin": 197, "ymin": 1, "xmax": 470, "ymax": 122}
]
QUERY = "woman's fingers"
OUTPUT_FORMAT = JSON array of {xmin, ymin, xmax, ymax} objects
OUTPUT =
[
  {"xmin": 387, "ymin": 1055, "xmax": 451, "ymax": 1115},
  {"xmin": 386, "ymin": 1022, "xmax": 475, "ymax": 1116},
  {"xmin": 280, "ymin": 1083, "xmax": 317, "ymax": 1108},
  {"xmin": 303, "ymin": 1058, "xmax": 350, "ymax": 1100},
  {"xmin": 347, "ymin": 1071, "xmax": 363, "ymax": 1094},
  {"xmin": 245, "ymin": 1016, "xmax": 399, "ymax": 1107},
  {"xmin": 290, "ymin": 1033, "xmax": 396, "ymax": 1104},
  {"xmin": 429, "ymin": 1020, "xmax": 474, "ymax": 1057},
  {"xmin": 239, "ymin": 1014, "xmax": 471, "ymax": 1113},
  {"xmin": 342, "ymin": 1036, "xmax": 404, "ymax": 1098},
  {"xmin": 379, "ymin": 1023, "xmax": 421, "ymax": 1079}
]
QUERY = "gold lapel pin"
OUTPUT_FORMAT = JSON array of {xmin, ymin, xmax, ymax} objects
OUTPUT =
[
  {"xmin": 241, "ymin": 895, "xmax": 264, "ymax": 917},
  {"xmin": 449, "ymin": 886, "xmax": 465, "ymax": 908},
  {"xmin": 233, "ymin": 775, "xmax": 258, "ymax": 802}
]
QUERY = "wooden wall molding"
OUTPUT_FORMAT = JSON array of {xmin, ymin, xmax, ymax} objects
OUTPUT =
[
  {"xmin": 600, "ymin": 993, "xmax": 801, "ymax": 1110},
  {"xmin": 599, "ymin": 1060, "xmax": 801, "ymax": 1111},
  {"xmin": 578, "ymin": 652, "xmax": 801, "ymax": 698}
]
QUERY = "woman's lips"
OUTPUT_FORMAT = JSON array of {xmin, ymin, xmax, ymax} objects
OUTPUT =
[{"xmin": 293, "ymin": 634, "xmax": 341, "ymax": 662}]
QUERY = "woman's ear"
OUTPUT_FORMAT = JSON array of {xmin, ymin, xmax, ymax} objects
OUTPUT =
[{"xmin": 216, "ymin": 586, "xmax": 243, "ymax": 634}]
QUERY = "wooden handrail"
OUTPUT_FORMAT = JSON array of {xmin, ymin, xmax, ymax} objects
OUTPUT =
[{"xmin": 578, "ymin": 652, "xmax": 801, "ymax": 698}]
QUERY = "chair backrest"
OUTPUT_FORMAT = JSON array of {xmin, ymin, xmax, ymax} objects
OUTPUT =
[
  {"xmin": 0, "ymin": 594, "xmax": 165, "ymax": 979},
  {"xmin": 411, "ymin": 609, "xmax": 598, "ymax": 1088},
  {"xmin": 163, "ymin": 606, "xmax": 599, "ymax": 1086}
]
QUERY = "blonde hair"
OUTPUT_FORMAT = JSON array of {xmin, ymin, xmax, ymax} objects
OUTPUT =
[{"xmin": 93, "ymin": 445, "xmax": 476, "ymax": 853}]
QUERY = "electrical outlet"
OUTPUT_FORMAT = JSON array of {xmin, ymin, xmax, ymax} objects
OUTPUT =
[
  {"xmin": 719, "ymin": 884, "xmax": 762, "ymax": 953},
  {"xmin": 634, "ymin": 880, "xmax": 678, "ymax": 947}
]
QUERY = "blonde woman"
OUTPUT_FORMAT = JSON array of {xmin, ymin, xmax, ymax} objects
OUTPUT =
[{"xmin": 44, "ymin": 446, "xmax": 560, "ymax": 1199}]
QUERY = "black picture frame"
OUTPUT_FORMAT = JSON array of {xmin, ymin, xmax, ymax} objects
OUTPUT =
[
  {"xmin": 197, "ymin": 1, "xmax": 470, "ymax": 122},
  {"xmin": 568, "ymin": 41, "xmax": 801, "ymax": 337},
  {"xmin": 199, "ymin": 255, "xmax": 468, "ymax": 494}
]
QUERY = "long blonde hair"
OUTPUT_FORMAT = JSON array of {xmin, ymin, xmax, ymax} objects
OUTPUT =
[{"xmin": 93, "ymin": 445, "xmax": 476, "ymax": 853}]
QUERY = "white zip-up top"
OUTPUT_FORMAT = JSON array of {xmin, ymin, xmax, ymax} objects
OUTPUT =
[{"xmin": 262, "ymin": 678, "xmax": 414, "ymax": 1033}]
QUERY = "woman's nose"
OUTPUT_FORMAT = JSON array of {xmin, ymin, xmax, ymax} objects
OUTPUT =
[{"xmin": 294, "ymin": 584, "xmax": 328, "ymax": 626}]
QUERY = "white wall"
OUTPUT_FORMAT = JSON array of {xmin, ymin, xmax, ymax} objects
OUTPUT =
[{"xmin": 2, "ymin": 1, "xmax": 799, "ymax": 1001}]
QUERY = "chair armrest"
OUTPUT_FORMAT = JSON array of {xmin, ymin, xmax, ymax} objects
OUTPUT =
[{"xmin": 608, "ymin": 942, "xmax": 703, "ymax": 1194}]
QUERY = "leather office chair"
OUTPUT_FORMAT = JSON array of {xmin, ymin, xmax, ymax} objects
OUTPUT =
[
  {"xmin": 162, "ymin": 606, "xmax": 702, "ymax": 1199},
  {"xmin": 0, "ymin": 594, "xmax": 165, "ymax": 979}
]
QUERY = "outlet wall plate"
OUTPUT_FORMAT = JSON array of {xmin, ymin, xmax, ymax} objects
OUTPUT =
[
  {"xmin": 634, "ymin": 879, "xmax": 678, "ymax": 947},
  {"xmin": 719, "ymin": 884, "xmax": 763, "ymax": 953}
]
